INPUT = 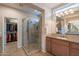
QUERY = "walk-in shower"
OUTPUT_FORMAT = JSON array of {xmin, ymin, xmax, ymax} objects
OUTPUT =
[{"xmin": 22, "ymin": 15, "xmax": 41, "ymax": 55}]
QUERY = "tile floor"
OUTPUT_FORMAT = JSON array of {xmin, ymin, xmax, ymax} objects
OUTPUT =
[
  {"xmin": 2, "ymin": 42, "xmax": 26, "ymax": 56},
  {"xmin": 1, "ymin": 42, "xmax": 52, "ymax": 56},
  {"xmin": 30, "ymin": 51, "xmax": 52, "ymax": 56}
]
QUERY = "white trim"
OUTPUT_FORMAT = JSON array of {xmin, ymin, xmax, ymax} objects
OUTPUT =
[
  {"xmin": 2, "ymin": 17, "xmax": 22, "ymax": 53},
  {"xmin": 17, "ymin": 18, "xmax": 22, "ymax": 48},
  {"xmin": 2, "ymin": 16, "xmax": 5, "ymax": 53}
]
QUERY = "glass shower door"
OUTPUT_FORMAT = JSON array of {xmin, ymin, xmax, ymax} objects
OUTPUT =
[
  {"xmin": 27, "ymin": 18, "xmax": 41, "ymax": 55},
  {"xmin": 22, "ymin": 16, "xmax": 41, "ymax": 55}
]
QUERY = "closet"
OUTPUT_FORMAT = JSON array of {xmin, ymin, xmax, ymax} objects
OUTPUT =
[{"xmin": 6, "ymin": 18, "xmax": 17, "ymax": 43}]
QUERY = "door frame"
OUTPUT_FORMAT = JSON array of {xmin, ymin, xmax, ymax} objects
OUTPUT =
[
  {"xmin": 22, "ymin": 18, "xmax": 29, "ymax": 48},
  {"xmin": 19, "ymin": 3, "xmax": 45, "ymax": 52},
  {"xmin": 2, "ymin": 17, "xmax": 20, "ymax": 52},
  {"xmin": 22, "ymin": 18, "xmax": 29, "ymax": 55}
]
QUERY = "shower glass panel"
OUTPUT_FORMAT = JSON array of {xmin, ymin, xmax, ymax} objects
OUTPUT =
[
  {"xmin": 0, "ymin": 17, "xmax": 3, "ymax": 55},
  {"xmin": 22, "ymin": 19, "xmax": 29, "ymax": 54},
  {"xmin": 22, "ymin": 16, "xmax": 41, "ymax": 55}
]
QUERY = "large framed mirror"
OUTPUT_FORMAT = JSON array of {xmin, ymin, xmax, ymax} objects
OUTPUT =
[{"xmin": 55, "ymin": 3, "xmax": 79, "ymax": 34}]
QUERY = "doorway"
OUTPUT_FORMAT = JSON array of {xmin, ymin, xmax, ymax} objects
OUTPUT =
[
  {"xmin": 22, "ymin": 16, "xmax": 41, "ymax": 55},
  {"xmin": 3, "ymin": 17, "xmax": 18, "ymax": 54}
]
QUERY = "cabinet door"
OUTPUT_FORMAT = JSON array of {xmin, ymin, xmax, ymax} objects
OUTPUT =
[
  {"xmin": 70, "ymin": 42, "xmax": 79, "ymax": 56},
  {"xmin": 70, "ymin": 48, "xmax": 79, "ymax": 56},
  {"xmin": 52, "ymin": 39, "xmax": 69, "ymax": 56},
  {"xmin": 46, "ymin": 37, "xmax": 52, "ymax": 53}
]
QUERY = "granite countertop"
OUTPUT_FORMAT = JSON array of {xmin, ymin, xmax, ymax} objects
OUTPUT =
[{"xmin": 46, "ymin": 34, "xmax": 79, "ymax": 44}]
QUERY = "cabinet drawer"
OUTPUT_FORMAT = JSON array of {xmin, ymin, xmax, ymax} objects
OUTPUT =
[
  {"xmin": 53, "ymin": 39, "xmax": 69, "ymax": 46},
  {"xmin": 70, "ymin": 48, "xmax": 79, "ymax": 56},
  {"xmin": 70, "ymin": 42, "xmax": 79, "ymax": 49}
]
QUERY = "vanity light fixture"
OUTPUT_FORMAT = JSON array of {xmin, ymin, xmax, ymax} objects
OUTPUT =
[
  {"xmin": 64, "ymin": 10, "xmax": 69, "ymax": 15},
  {"xmin": 56, "ymin": 13, "xmax": 61, "ymax": 17},
  {"xmin": 56, "ymin": 9, "xmax": 74, "ymax": 17},
  {"xmin": 59, "ymin": 12, "xmax": 64, "ymax": 17},
  {"xmin": 69, "ymin": 9, "xmax": 74, "ymax": 14}
]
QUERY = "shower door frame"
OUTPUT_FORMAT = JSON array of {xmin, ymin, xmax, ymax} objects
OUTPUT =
[
  {"xmin": 22, "ymin": 16, "xmax": 41, "ymax": 55},
  {"xmin": 22, "ymin": 18, "xmax": 29, "ymax": 55}
]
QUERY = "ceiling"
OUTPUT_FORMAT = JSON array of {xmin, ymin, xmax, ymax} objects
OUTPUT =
[
  {"xmin": 33, "ymin": 3, "xmax": 62, "ymax": 9},
  {"xmin": 1, "ymin": 3, "xmax": 63, "ymax": 11},
  {"xmin": 1, "ymin": 3, "xmax": 63, "ymax": 16},
  {"xmin": 1, "ymin": 3, "xmax": 41, "ymax": 16}
]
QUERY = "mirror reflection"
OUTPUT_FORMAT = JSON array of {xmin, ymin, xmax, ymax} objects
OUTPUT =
[{"xmin": 55, "ymin": 4, "xmax": 79, "ymax": 34}]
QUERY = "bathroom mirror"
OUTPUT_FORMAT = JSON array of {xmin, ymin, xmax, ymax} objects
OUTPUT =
[
  {"xmin": 67, "ymin": 20, "xmax": 79, "ymax": 34},
  {"xmin": 55, "ymin": 3, "xmax": 79, "ymax": 34}
]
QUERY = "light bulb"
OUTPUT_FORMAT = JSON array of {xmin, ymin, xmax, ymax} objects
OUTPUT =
[
  {"xmin": 69, "ymin": 9, "xmax": 74, "ymax": 14},
  {"xmin": 56, "ymin": 13, "xmax": 61, "ymax": 17},
  {"xmin": 64, "ymin": 11, "xmax": 69, "ymax": 15},
  {"xmin": 60, "ymin": 12, "xmax": 64, "ymax": 16}
]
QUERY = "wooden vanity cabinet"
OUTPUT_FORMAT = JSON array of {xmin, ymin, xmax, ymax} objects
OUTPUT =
[
  {"xmin": 52, "ymin": 39, "xmax": 69, "ymax": 56},
  {"xmin": 69, "ymin": 42, "xmax": 79, "ymax": 56},
  {"xmin": 46, "ymin": 36, "xmax": 79, "ymax": 56},
  {"xmin": 46, "ymin": 37, "xmax": 69, "ymax": 56}
]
